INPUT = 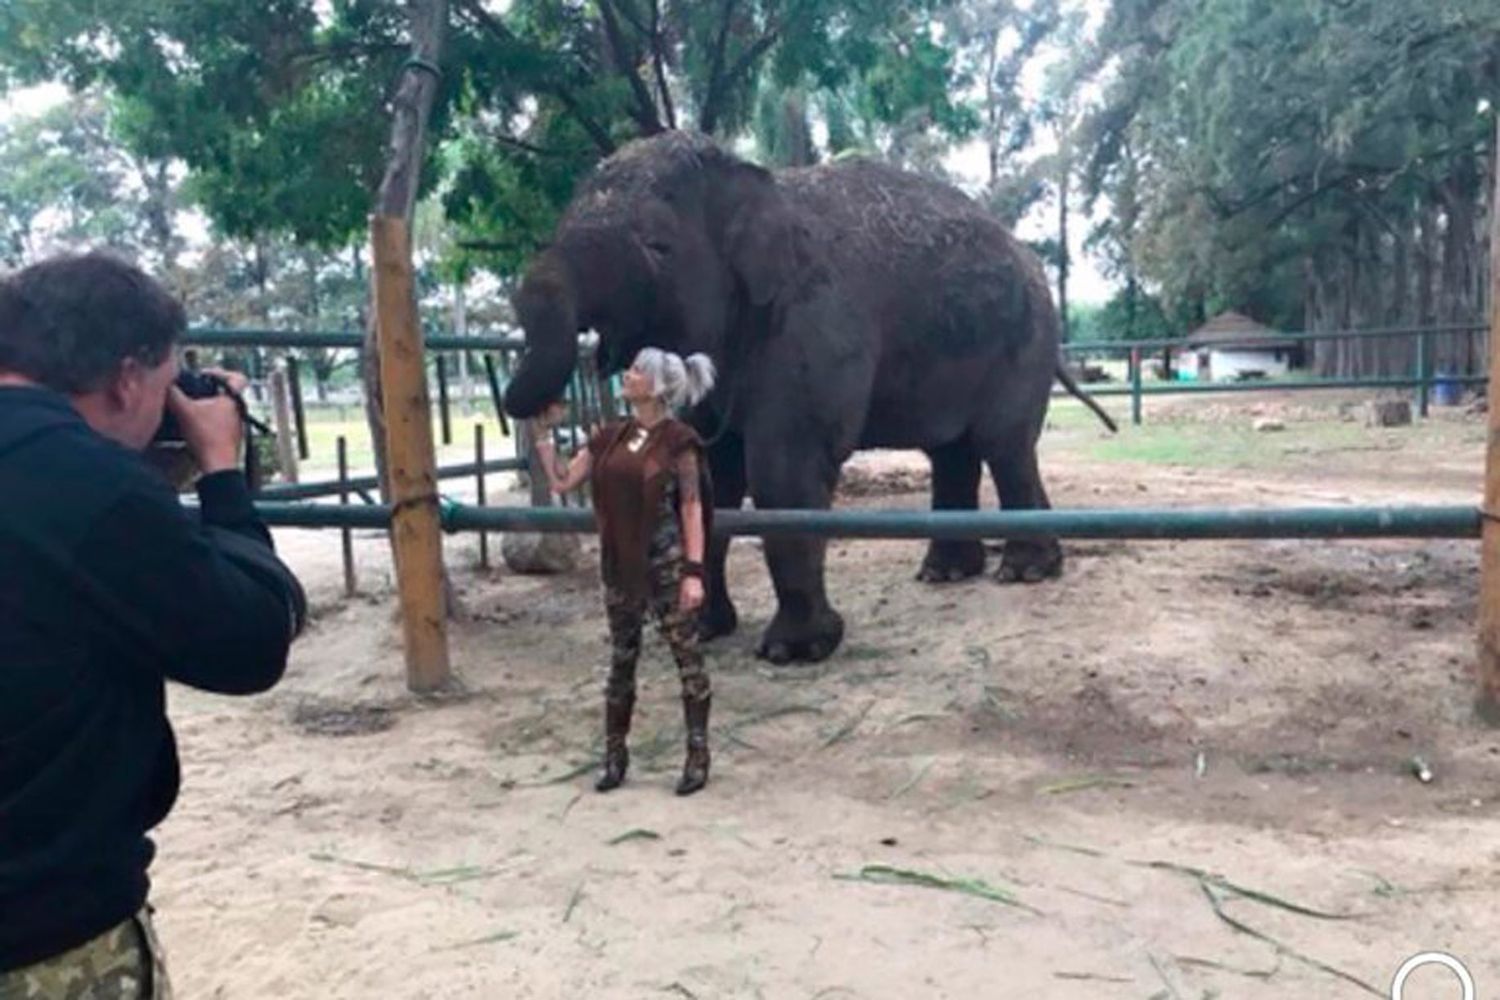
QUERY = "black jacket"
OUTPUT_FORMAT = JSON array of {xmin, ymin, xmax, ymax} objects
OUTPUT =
[{"xmin": 0, "ymin": 386, "xmax": 304, "ymax": 970}]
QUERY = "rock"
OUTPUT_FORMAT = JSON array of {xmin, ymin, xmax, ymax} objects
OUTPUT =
[
  {"xmin": 1252, "ymin": 418, "xmax": 1285, "ymax": 433},
  {"xmin": 1364, "ymin": 399, "xmax": 1412, "ymax": 427},
  {"xmin": 502, "ymin": 531, "xmax": 581, "ymax": 574}
]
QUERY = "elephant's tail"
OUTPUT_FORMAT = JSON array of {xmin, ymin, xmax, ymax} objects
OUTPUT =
[{"xmin": 1055, "ymin": 363, "xmax": 1119, "ymax": 433}]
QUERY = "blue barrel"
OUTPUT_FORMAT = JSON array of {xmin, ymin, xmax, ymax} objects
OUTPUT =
[{"xmin": 1433, "ymin": 372, "xmax": 1460, "ymax": 407}]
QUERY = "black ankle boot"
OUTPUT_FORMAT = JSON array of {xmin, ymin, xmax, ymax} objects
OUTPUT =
[
  {"xmin": 596, "ymin": 695, "xmax": 634, "ymax": 793},
  {"xmin": 675, "ymin": 695, "xmax": 711, "ymax": 796}
]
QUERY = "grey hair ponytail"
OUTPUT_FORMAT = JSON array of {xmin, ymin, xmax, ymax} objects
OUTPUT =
[{"xmin": 633, "ymin": 347, "xmax": 717, "ymax": 411}]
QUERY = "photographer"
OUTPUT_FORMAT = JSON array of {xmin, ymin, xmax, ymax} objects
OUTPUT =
[{"xmin": 0, "ymin": 253, "xmax": 305, "ymax": 997}]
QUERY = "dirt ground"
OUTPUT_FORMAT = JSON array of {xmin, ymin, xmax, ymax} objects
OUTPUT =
[{"xmin": 154, "ymin": 391, "xmax": 1499, "ymax": 999}]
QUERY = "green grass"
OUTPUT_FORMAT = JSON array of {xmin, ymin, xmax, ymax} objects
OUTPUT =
[
  {"xmin": 1042, "ymin": 396, "xmax": 1435, "ymax": 471},
  {"xmin": 277, "ymin": 406, "xmax": 515, "ymax": 478},
  {"xmin": 1079, "ymin": 422, "xmax": 1377, "ymax": 470}
]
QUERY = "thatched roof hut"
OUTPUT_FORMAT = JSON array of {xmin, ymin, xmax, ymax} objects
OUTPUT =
[{"xmin": 1184, "ymin": 311, "xmax": 1284, "ymax": 350}]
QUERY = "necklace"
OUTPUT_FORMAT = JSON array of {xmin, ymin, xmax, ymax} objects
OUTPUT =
[{"xmin": 625, "ymin": 421, "xmax": 653, "ymax": 453}]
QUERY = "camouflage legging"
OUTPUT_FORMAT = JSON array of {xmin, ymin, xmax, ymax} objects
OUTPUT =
[
  {"xmin": 0, "ymin": 908, "xmax": 171, "ymax": 1000},
  {"xmin": 604, "ymin": 552, "xmax": 710, "ymax": 705}
]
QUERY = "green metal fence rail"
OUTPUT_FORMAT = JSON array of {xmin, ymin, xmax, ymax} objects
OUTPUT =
[
  {"xmin": 183, "ymin": 327, "xmax": 526, "ymax": 352},
  {"xmin": 1056, "ymin": 321, "xmax": 1491, "ymax": 425},
  {"xmin": 254, "ymin": 457, "xmax": 525, "ymax": 503},
  {"xmin": 1061, "ymin": 321, "xmax": 1490, "ymax": 355},
  {"xmin": 182, "ymin": 321, "xmax": 1490, "ymax": 357},
  {"xmin": 1061, "ymin": 374, "xmax": 1490, "ymax": 399},
  {"xmin": 250, "ymin": 500, "xmax": 1481, "ymax": 540},
  {"xmin": 184, "ymin": 323, "xmax": 1493, "ymax": 439}
]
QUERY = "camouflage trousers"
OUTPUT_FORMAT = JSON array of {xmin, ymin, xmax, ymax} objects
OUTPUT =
[
  {"xmin": 604, "ymin": 554, "xmax": 710, "ymax": 705},
  {"xmin": 0, "ymin": 909, "xmax": 171, "ymax": 1000}
]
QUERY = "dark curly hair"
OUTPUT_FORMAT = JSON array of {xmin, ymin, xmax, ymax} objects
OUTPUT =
[{"xmin": 0, "ymin": 251, "xmax": 184, "ymax": 393}]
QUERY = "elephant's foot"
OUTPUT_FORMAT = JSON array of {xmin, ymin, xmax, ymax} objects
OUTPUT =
[
  {"xmin": 755, "ymin": 607, "xmax": 845, "ymax": 664},
  {"xmin": 917, "ymin": 540, "xmax": 986, "ymax": 583},
  {"xmin": 995, "ymin": 538, "xmax": 1063, "ymax": 584},
  {"xmin": 697, "ymin": 597, "xmax": 739, "ymax": 642}
]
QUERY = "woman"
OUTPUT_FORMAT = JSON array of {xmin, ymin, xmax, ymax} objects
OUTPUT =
[{"xmin": 533, "ymin": 348, "xmax": 717, "ymax": 795}]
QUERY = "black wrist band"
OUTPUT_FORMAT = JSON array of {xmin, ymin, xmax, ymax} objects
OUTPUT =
[{"xmin": 681, "ymin": 560, "xmax": 705, "ymax": 579}]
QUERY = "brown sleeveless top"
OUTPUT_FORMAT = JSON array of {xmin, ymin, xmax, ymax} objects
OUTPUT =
[{"xmin": 588, "ymin": 418, "xmax": 713, "ymax": 598}]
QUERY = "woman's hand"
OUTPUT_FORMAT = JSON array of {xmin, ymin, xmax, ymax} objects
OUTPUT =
[
  {"xmin": 679, "ymin": 576, "xmax": 705, "ymax": 612},
  {"xmin": 532, "ymin": 400, "xmax": 568, "ymax": 430}
]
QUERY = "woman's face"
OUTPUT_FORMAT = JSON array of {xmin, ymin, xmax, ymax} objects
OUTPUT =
[{"xmin": 621, "ymin": 361, "xmax": 656, "ymax": 404}]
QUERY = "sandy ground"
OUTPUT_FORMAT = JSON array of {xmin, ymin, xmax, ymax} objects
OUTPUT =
[{"xmin": 152, "ymin": 392, "xmax": 1499, "ymax": 999}]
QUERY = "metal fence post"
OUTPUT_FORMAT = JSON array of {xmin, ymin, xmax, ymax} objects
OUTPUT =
[
  {"xmin": 1416, "ymin": 330, "xmax": 1430, "ymax": 418},
  {"xmin": 436, "ymin": 354, "xmax": 453, "ymax": 446},
  {"xmin": 336, "ymin": 436, "xmax": 356, "ymax": 597},
  {"xmin": 475, "ymin": 423, "xmax": 490, "ymax": 571},
  {"xmin": 1130, "ymin": 347, "xmax": 1143, "ymax": 427}
]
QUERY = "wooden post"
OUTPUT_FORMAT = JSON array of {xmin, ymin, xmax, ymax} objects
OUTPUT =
[
  {"xmin": 269, "ymin": 362, "xmax": 300, "ymax": 484},
  {"xmin": 370, "ymin": 215, "xmax": 451, "ymax": 693},
  {"xmin": 287, "ymin": 355, "xmax": 310, "ymax": 460},
  {"xmin": 337, "ymin": 436, "xmax": 357, "ymax": 597},
  {"xmin": 1477, "ymin": 116, "xmax": 1500, "ymax": 722}
]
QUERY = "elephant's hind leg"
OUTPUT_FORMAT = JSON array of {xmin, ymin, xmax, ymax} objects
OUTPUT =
[
  {"xmin": 917, "ymin": 437, "xmax": 986, "ymax": 583},
  {"xmin": 985, "ymin": 442, "xmax": 1063, "ymax": 584}
]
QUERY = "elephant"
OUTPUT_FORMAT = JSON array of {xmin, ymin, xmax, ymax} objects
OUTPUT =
[{"xmin": 502, "ymin": 131, "xmax": 1116, "ymax": 664}]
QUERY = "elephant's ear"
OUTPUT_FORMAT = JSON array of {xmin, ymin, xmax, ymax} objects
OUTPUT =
[{"xmin": 726, "ymin": 184, "xmax": 798, "ymax": 308}]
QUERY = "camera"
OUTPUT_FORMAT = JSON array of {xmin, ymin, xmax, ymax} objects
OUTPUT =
[
  {"xmin": 147, "ymin": 368, "xmax": 268, "ymax": 491},
  {"xmin": 152, "ymin": 369, "xmax": 236, "ymax": 444}
]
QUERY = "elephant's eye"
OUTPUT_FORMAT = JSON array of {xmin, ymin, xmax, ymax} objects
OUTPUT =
[{"xmin": 643, "ymin": 239, "xmax": 673, "ymax": 258}]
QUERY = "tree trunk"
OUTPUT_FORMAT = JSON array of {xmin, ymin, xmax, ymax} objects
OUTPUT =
[
  {"xmin": 1439, "ymin": 171, "xmax": 1479, "ymax": 374},
  {"xmin": 780, "ymin": 91, "xmax": 815, "ymax": 167},
  {"xmin": 362, "ymin": 0, "xmax": 449, "ymax": 505},
  {"xmin": 361, "ymin": 0, "xmax": 456, "ymax": 621},
  {"xmin": 1057, "ymin": 153, "xmax": 1071, "ymax": 342}
]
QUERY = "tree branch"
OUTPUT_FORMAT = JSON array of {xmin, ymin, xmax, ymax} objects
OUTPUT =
[
  {"xmin": 375, "ymin": 0, "xmax": 448, "ymax": 222},
  {"xmin": 597, "ymin": 0, "xmax": 662, "ymax": 134},
  {"xmin": 699, "ymin": 0, "xmax": 738, "ymax": 134},
  {"xmin": 609, "ymin": 0, "xmax": 674, "ymax": 127},
  {"xmin": 613, "ymin": 0, "xmax": 651, "ymax": 37},
  {"xmin": 458, "ymin": 238, "xmax": 546, "ymax": 253},
  {"xmin": 490, "ymin": 132, "xmax": 575, "ymax": 157},
  {"xmin": 453, "ymin": 0, "xmax": 617, "ymax": 154},
  {"xmin": 698, "ymin": 0, "xmax": 817, "ymax": 135},
  {"xmin": 710, "ymin": 0, "xmax": 817, "ymax": 123},
  {"xmin": 648, "ymin": 0, "xmax": 677, "ymax": 130}
]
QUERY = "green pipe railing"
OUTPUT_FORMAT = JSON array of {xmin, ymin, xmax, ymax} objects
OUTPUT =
[
  {"xmin": 254, "ymin": 457, "xmax": 525, "ymax": 503},
  {"xmin": 1058, "ymin": 373, "xmax": 1489, "ymax": 400},
  {"xmin": 1062, "ymin": 321, "xmax": 1489, "ymax": 355},
  {"xmin": 183, "ymin": 327, "xmax": 526, "ymax": 352},
  {"xmin": 250, "ymin": 501, "xmax": 1481, "ymax": 540},
  {"xmin": 185, "ymin": 325, "xmax": 1491, "ymax": 433},
  {"xmin": 182, "ymin": 322, "xmax": 1489, "ymax": 357}
]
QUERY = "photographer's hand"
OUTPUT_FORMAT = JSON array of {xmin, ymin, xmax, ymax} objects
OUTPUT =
[{"xmin": 167, "ymin": 384, "xmax": 244, "ymax": 475}]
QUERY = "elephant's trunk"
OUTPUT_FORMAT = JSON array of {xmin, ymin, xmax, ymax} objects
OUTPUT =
[{"xmin": 503, "ymin": 254, "xmax": 580, "ymax": 419}]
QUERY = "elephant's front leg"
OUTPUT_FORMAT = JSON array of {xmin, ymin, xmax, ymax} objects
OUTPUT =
[
  {"xmin": 700, "ymin": 432, "xmax": 746, "ymax": 642},
  {"xmin": 747, "ymin": 444, "xmax": 845, "ymax": 664}
]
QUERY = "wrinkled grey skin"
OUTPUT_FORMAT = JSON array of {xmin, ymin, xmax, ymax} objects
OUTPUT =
[{"xmin": 504, "ymin": 132, "xmax": 1110, "ymax": 664}]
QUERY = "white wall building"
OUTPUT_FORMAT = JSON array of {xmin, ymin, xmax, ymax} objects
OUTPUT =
[{"xmin": 1176, "ymin": 312, "xmax": 1294, "ymax": 382}]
